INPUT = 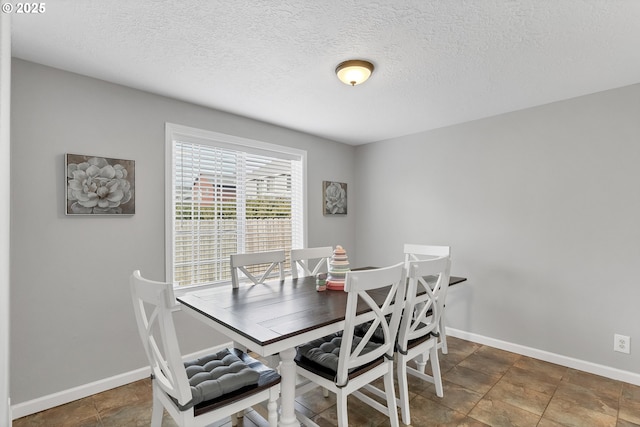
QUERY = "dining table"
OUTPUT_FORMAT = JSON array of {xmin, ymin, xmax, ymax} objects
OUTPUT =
[{"xmin": 177, "ymin": 271, "xmax": 467, "ymax": 427}]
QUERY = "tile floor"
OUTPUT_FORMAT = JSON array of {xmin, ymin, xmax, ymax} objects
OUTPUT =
[{"xmin": 13, "ymin": 337, "xmax": 640, "ymax": 426}]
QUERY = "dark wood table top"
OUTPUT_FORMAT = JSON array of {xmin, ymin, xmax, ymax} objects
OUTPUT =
[{"xmin": 177, "ymin": 275, "xmax": 467, "ymax": 349}]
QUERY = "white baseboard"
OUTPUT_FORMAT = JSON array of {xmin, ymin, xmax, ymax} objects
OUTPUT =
[
  {"xmin": 11, "ymin": 366, "xmax": 150, "ymax": 420},
  {"xmin": 447, "ymin": 328, "xmax": 640, "ymax": 387},
  {"xmin": 11, "ymin": 344, "xmax": 232, "ymax": 420}
]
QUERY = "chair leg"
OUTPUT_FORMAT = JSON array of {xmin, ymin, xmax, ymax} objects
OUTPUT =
[
  {"xmin": 439, "ymin": 313, "xmax": 448, "ymax": 354},
  {"xmin": 336, "ymin": 389, "xmax": 349, "ymax": 427},
  {"xmin": 415, "ymin": 351, "xmax": 429, "ymax": 374},
  {"xmin": 430, "ymin": 345, "xmax": 444, "ymax": 397},
  {"xmin": 397, "ymin": 357, "xmax": 411, "ymax": 426},
  {"xmin": 150, "ymin": 395, "xmax": 163, "ymax": 427},
  {"xmin": 384, "ymin": 368, "xmax": 400, "ymax": 427},
  {"xmin": 322, "ymin": 387, "xmax": 329, "ymax": 398},
  {"xmin": 231, "ymin": 412, "xmax": 238, "ymax": 426},
  {"xmin": 267, "ymin": 388, "xmax": 279, "ymax": 427}
]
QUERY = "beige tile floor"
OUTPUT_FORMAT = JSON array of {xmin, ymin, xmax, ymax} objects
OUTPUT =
[{"xmin": 13, "ymin": 337, "xmax": 640, "ymax": 426}]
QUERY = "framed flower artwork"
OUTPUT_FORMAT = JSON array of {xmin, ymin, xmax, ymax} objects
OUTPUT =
[
  {"xmin": 323, "ymin": 181, "xmax": 347, "ymax": 215},
  {"xmin": 65, "ymin": 153, "xmax": 135, "ymax": 215}
]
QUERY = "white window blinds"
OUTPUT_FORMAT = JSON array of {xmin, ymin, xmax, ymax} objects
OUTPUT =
[{"xmin": 166, "ymin": 124, "xmax": 305, "ymax": 287}]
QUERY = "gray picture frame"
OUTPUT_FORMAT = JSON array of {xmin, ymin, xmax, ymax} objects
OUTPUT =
[
  {"xmin": 323, "ymin": 181, "xmax": 347, "ymax": 215},
  {"xmin": 65, "ymin": 153, "xmax": 135, "ymax": 215}
]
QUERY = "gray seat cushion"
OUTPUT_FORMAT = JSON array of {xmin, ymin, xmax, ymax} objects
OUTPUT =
[
  {"xmin": 184, "ymin": 348, "xmax": 260, "ymax": 406},
  {"xmin": 296, "ymin": 332, "xmax": 382, "ymax": 373}
]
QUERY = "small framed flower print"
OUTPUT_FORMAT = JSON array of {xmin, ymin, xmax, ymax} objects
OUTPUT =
[
  {"xmin": 323, "ymin": 181, "xmax": 347, "ymax": 215},
  {"xmin": 65, "ymin": 153, "xmax": 135, "ymax": 215}
]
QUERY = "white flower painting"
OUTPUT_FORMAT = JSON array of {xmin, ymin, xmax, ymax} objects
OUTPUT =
[
  {"xmin": 65, "ymin": 154, "xmax": 135, "ymax": 215},
  {"xmin": 323, "ymin": 181, "xmax": 347, "ymax": 215}
]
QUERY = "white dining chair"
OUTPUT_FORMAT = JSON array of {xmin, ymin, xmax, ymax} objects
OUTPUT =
[
  {"xmin": 404, "ymin": 244, "xmax": 451, "ymax": 353},
  {"xmin": 290, "ymin": 246, "xmax": 332, "ymax": 279},
  {"xmin": 397, "ymin": 255, "xmax": 451, "ymax": 424},
  {"xmin": 130, "ymin": 270, "xmax": 281, "ymax": 427},
  {"xmin": 230, "ymin": 249, "xmax": 286, "ymax": 288},
  {"xmin": 293, "ymin": 263, "xmax": 406, "ymax": 427},
  {"xmin": 359, "ymin": 255, "xmax": 451, "ymax": 425}
]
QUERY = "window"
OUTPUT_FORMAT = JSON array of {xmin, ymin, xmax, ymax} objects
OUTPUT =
[{"xmin": 166, "ymin": 124, "xmax": 306, "ymax": 287}]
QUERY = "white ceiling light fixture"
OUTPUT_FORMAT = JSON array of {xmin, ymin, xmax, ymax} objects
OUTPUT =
[{"xmin": 335, "ymin": 60, "xmax": 374, "ymax": 86}]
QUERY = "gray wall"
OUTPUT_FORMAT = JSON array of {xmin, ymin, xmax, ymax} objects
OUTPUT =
[
  {"xmin": 10, "ymin": 59, "xmax": 356, "ymax": 404},
  {"xmin": 353, "ymin": 83, "xmax": 640, "ymax": 374}
]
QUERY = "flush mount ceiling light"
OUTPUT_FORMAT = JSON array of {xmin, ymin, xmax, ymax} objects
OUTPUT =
[{"xmin": 335, "ymin": 60, "xmax": 374, "ymax": 86}]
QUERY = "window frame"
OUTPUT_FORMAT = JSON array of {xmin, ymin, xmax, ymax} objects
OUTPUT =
[{"xmin": 165, "ymin": 123, "xmax": 307, "ymax": 292}]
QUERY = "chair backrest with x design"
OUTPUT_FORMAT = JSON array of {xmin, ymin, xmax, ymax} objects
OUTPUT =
[
  {"xmin": 230, "ymin": 249, "xmax": 286, "ymax": 288},
  {"xmin": 290, "ymin": 246, "xmax": 332, "ymax": 279},
  {"xmin": 404, "ymin": 244, "xmax": 450, "ymax": 262},
  {"xmin": 336, "ymin": 262, "xmax": 406, "ymax": 387},
  {"xmin": 403, "ymin": 243, "xmax": 452, "ymax": 346},
  {"xmin": 396, "ymin": 256, "xmax": 451, "ymax": 354}
]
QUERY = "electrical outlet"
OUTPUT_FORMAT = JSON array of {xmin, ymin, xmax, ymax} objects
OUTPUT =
[{"xmin": 614, "ymin": 334, "xmax": 631, "ymax": 354}]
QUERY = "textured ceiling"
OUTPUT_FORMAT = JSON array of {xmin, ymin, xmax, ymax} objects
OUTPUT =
[{"xmin": 9, "ymin": 0, "xmax": 640, "ymax": 145}]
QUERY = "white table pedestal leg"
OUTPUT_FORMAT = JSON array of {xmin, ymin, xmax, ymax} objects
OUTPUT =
[{"xmin": 278, "ymin": 347, "xmax": 300, "ymax": 427}]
